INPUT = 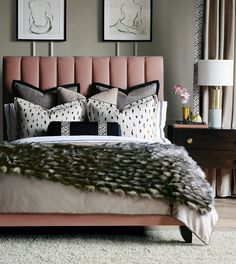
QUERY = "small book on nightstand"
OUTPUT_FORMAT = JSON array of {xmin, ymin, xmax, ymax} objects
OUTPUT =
[{"xmin": 173, "ymin": 121, "xmax": 208, "ymax": 129}]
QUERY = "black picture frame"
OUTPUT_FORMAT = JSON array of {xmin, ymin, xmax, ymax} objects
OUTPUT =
[
  {"xmin": 16, "ymin": 0, "xmax": 66, "ymax": 41},
  {"xmin": 103, "ymin": 0, "xmax": 152, "ymax": 42}
]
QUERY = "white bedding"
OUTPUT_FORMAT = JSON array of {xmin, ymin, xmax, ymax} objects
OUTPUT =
[
  {"xmin": 0, "ymin": 174, "xmax": 171, "ymax": 215},
  {"xmin": 0, "ymin": 173, "xmax": 218, "ymax": 244},
  {"xmin": 0, "ymin": 135, "xmax": 217, "ymax": 244},
  {"xmin": 12, "ymin": 135, "xmax": 171, "ymax": 144},
  {"xmin": 4, "ymin": 135, "xmax": 172, "ymax": 215},
  {"xmin": 1, "ymin": 135, "xmax": 171, "ymax": 214}
]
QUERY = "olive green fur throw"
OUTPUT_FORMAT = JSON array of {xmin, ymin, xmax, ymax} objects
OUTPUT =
[{"xmin": 0, "ymin": 142, "xmax": 214, "ymax": 214}]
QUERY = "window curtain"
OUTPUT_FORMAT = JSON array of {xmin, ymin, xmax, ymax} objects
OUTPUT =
[{"xmin": 202, "ymin": 0, "xmax": 236, "ymax": 197}]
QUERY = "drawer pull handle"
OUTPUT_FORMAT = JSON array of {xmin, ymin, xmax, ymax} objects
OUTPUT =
[{"xmin": 187, "ymin": 138, "xmax": 193, "ymax": 144}]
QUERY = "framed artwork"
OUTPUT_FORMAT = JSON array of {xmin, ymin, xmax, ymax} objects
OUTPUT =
[
  {"xmin": 16, "ymin": 0, "xmax": 66, "ymax": 41},
  {"xmin": 103, "ymin": 0, "xmax": 152, "ymax": 42}
]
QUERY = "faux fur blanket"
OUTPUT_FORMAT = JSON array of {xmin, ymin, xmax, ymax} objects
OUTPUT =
[{"xmin": 0, "ymin": 142, "xmax": 214, "ymax": 214}]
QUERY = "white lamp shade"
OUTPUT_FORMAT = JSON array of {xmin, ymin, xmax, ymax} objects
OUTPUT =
[{"xmin": 198, "ymin": 60, "xmax": 234, "ymax": 86}]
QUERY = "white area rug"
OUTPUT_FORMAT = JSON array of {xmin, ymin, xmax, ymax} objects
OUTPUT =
[{"xmin": 0, "ymin": 228, "xmax": 235, "ymax": 264}]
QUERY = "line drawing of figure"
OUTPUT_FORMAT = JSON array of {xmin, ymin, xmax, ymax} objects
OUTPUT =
[
  {"xmin": 28, "ymin": 0, "xmax": 53, "ymax": 34},
  {"xmin": 110, "ymin": 0, "xmax": 144, "ymax": 35}
]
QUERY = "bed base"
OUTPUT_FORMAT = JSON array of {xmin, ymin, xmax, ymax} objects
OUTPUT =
[{"xmin": 0, "ymin": 214, "xmax": 192, "ymax": 243}]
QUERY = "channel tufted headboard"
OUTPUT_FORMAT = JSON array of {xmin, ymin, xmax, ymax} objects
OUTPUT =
[{"xmin": 3, "ymin": 56, "xmax": 164, "ymax": 104}]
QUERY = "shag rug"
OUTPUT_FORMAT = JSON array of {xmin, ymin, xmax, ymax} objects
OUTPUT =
[{"xmin": 0, "ymin": 227, "xmax": 235, "ymax": 264}]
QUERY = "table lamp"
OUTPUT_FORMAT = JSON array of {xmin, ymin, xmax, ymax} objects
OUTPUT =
[{"xmin": 198, "ymin": 59, "xmax": 234, "ymax": 128}]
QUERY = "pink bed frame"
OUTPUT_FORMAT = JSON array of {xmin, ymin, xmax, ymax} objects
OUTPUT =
[{"xmin": 2, "ymin": 56, "xmax": 188, "ymax": 239}]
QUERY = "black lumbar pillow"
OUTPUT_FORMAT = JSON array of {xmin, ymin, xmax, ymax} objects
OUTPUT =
[{"xmin": 47, "ymin": 121, "xmax": 121, "ymax": 136}]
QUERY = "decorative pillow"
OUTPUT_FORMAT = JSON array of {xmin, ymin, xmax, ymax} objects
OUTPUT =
[
  {"xmin": 92, "ymin": 80, "xmax": 159, "ymax": 109},
  {"xmin": 87, "ymin": 88, "xmax": 158, "ymax": 140},
  {"xmin": 14, "ymin": 97, "xmax": 86, "ymax": 139},
  {"xmin": 47, "ymin": 122, "xmax": 121, "ymax": 136},
  {"xmin": 91, "ymin": 85, "xmax": 168, "ymax": 143},
  {"xmin": 57, "ymin": 87, "xmax": 85, "ymax": 105},
  {"xmin": 92, "ymin": 80, "xmax": 159, "ymax": 95},
  {"xmin": 4, "ymin": 103, "xmax": 17, "ymax": 142},
  {"xmin": 12, "ymin": 80, "xmax": 80, "ymax": 109}
]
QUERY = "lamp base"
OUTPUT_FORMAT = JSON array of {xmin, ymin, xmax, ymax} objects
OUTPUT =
[{"xmin": 209, "ymin": 109, "xmax": 222, "ymax": 129}]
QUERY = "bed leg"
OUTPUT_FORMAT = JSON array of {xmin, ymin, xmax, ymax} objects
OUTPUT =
[{"xmin": 179, "ymin": 226, "xmax": 192, "ymax": 243}]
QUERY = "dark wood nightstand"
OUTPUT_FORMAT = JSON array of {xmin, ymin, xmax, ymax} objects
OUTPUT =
[{"xmin": 168, "ymin": 125, "xmax": 236, "ymax": 169}]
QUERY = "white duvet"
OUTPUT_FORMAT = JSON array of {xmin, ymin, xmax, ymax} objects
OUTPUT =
[
  {"xmin": 0, "ymin": 135, "xmax": 217, "ymax": 244},
  {"xmin": 2, "ymin": 135, "xmax": 172, "ymax": 215}
]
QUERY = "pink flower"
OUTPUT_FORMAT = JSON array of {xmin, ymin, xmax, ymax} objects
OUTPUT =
[{"xmin": 172, "ymin": 84, "xmax": 190, "ymax": 104}]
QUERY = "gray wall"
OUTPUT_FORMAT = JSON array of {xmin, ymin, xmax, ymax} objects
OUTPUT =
[
  {"xmin": 139, "ymin": 0, "xmax": 196, "ymax": 124},
  {"xmin": 0, "ymin": 0, "xmax": 196, "ymax": 140}
]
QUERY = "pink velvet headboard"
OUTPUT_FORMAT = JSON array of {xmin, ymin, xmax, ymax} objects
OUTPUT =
[{"xmin": 3, "ymin": 56, "xmax": 164, "ymax": 104}]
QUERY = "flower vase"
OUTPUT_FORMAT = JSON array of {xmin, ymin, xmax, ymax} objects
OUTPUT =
[{"xmin": 182, "ymin": 106, "xmax": 191, "ymax": 122}]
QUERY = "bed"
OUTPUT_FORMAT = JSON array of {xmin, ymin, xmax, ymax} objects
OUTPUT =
[{"xmin": 0, "ymin": 56, "xmax": 218, "ymax": 245}]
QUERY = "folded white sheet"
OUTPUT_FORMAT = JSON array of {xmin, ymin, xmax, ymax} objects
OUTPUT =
[{"xmin": 12, "ymin": 135, "xmax": 171, "ymax": 144}]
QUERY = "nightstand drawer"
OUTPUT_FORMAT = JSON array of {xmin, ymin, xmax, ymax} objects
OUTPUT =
[
  {"xmin": 168, "ymin": 125, "xmax": 236, "ymax": 169},
  {"xmin": 172, "ymin": 129, "xmax": 236, "ymax": 151},
  {"xmin": 189, "ymin": 150, "xmax": 236, "ymax": 169}
]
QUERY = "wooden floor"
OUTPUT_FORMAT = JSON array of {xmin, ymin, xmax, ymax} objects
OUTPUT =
[{"xmin": 215, "ymin": 198, "xmax": 236, "ymax": 229}]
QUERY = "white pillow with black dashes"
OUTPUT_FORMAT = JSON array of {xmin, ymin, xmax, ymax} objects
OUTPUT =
[
  {"xmin": 14, "ymin": 97, "xmax": 86, "ymax": 139},
  {"xmin": 87, "ymin": 89, "xmax": 157, "ymax": 140}
]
